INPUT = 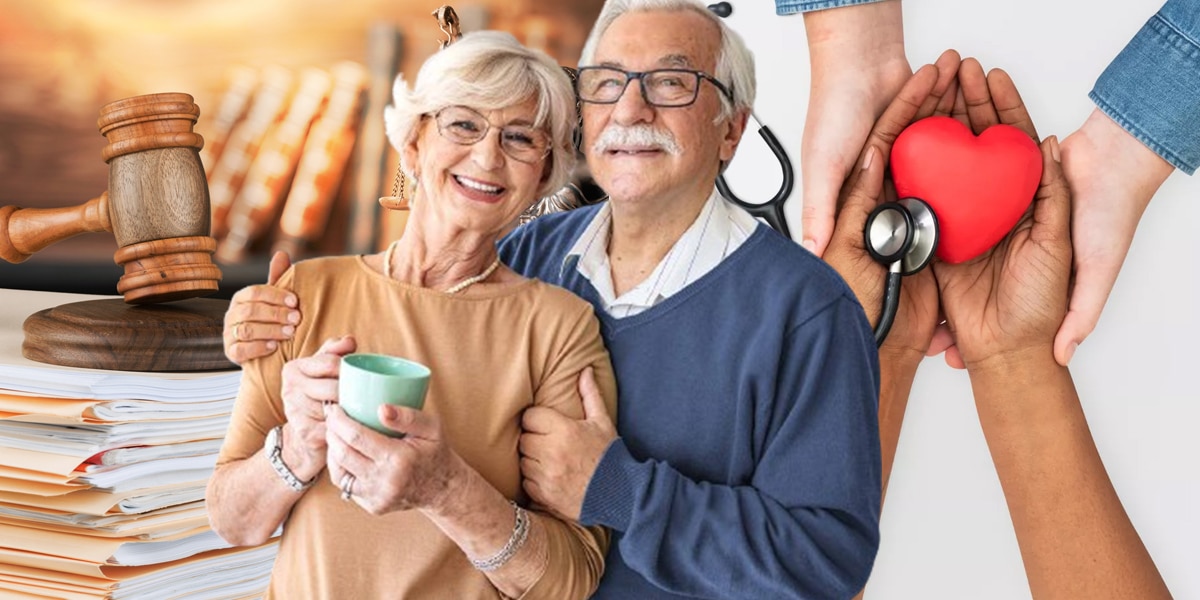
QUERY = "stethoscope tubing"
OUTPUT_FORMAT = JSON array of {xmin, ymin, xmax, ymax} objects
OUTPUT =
[
  {"xmin": 716, "ymin": 113, "xmax": 795, "ymax": 239},
  {"xmin": 875, "ymin": 264, "xmax": 903, "ymax": 346}
]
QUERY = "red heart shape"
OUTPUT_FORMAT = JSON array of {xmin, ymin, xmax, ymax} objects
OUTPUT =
[{"xmin": 890, "ymin": 116, "xmax": 1041, "ymax": 264}]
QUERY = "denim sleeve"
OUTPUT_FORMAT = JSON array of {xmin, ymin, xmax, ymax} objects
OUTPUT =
[
  {"xmin": 1089, "ymin": 0, "xmax": 1200, "ymax": 174},
  {"xmin": 775, "ymin": 0, "xmax": 887, "ymax": 17}
]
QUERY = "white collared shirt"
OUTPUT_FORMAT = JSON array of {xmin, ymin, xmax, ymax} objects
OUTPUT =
[{"xmin": 565, "ymin": 188, "xmax": 760, "ymax": 318}]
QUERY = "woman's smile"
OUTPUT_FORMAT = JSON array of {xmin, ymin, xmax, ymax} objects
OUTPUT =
[{"xmin": 452, "ymin": 173, "xmax": 508, "ymax": 204}]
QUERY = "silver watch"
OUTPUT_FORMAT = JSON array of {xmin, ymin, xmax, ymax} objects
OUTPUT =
[{"xmin": 265, "ymin": 425, "xmax": 315, "ymax": 492}]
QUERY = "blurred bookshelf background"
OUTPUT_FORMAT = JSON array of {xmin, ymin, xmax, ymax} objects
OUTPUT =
[{"xmin": 0, "ymin": 0, "xmax": 604, "ymax": 298}]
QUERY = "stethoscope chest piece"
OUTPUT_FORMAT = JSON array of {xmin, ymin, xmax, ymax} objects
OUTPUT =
[
  {"xmin": 865, "ymin": 198, "xmax": 939, "ymax": 275},
  {"xmin": 863, "ymin": 197, "xmax": 940, "ymax": 346}
]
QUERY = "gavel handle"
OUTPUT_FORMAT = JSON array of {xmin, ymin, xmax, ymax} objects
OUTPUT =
[{"xmin": 0, "ymin": 192, "xmax": 112, "ymax": 263}]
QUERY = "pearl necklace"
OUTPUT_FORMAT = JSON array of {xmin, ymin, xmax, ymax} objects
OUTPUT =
[{"xmin": 383, "ymin": 240, "xmax": 502, "ymax": 294}]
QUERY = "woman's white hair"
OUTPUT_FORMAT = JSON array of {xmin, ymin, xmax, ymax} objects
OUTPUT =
[
  {"xmin": 384, "ymin": 31, "xmax": 577, "ymax": 199},
  {"xmin": 578, "ymin": 0, "xmax": 756, "ymax": 120}
]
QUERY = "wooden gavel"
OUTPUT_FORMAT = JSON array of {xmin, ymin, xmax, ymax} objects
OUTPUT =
[{"xmin": 0, "ymin": 93, "xmax": 221, "ymax": 304}]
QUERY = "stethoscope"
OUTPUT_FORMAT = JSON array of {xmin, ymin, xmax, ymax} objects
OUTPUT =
[
  {"xmin": 706, "ymin": 2, "xmax": 796, "ymax": 239},
  {"xmin": 716, "ymin": 112, "xmax": 795, "ymax": 239},
  {"xmin": 863, "ymin": 197, "xmax": 940, "ymax": 346}
]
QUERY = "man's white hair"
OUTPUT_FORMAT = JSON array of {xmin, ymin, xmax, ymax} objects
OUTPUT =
[
  {"xmin": 384, "ymin": 31, "xmax": 577, "ymax": 199},
  {"xmin": 578, "ymin": 0, "xmax": 756, "ymax": 120}
]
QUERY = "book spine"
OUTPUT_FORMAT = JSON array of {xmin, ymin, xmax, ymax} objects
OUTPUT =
[
  {"xmin": 273, "ymin": 62, "xmax": 369, "ymax": 258},
  {"xmin": 206, "ymin": 66, "xmax": 294, "ymax": 241},
  {"xmin": 216, "ymin": 68, "xmax": 333, "ymax": 263},
  {"xmin": 198, "ymin": 66, "xmax": 259, "ymax": 178}
]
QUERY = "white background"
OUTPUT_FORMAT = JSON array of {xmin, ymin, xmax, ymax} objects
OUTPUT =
[{"xmin": 716, "ymin": 1, "xmax": 1199, "ymax": 598}]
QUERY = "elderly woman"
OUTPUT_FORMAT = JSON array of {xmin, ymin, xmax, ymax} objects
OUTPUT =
[{"xmin": 206, "ymin": 31, "xmax": 617, "ymax": 599}]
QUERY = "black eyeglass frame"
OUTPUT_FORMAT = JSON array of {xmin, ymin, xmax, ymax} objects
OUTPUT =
[{"xmin": 575, "ymin": 66, "xmax": 734, "ymax": 108}]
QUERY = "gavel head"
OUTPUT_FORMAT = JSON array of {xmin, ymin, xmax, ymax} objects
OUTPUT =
[{"xmin": 99, "ymin": 93, "xmax": 222, "ymax": 304}]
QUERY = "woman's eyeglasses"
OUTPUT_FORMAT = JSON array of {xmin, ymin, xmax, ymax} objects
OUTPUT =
[{"xmin": 433, "ymin": 106, "xmax": 551, "ymax": 164}]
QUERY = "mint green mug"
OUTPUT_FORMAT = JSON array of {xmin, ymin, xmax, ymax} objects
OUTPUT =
[{"xmin": 338, "ymin": 353, "xmax": 431, "ymax": 436}]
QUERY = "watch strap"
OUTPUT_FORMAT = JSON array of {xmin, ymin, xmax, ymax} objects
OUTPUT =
[{"xmin": 266, "ymin": 425, "xmax": 315, "ymax": 492}]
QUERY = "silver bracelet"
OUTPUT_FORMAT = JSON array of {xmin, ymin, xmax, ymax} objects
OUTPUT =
[{"xmin": 470, "ymin": 501, "xmax": 530, "ymax": 572}]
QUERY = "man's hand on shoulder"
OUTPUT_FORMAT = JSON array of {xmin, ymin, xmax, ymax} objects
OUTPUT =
[{"xmin": 223, "ymin": 251, "xmax": 300, "ymax": 365}]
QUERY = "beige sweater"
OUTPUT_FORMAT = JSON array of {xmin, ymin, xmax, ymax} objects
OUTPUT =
[{"xmin": 216, "ymin": 255, "xmax": 617, "ymax": 599}]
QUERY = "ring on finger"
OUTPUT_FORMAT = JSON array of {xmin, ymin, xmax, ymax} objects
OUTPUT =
[
  {"xmin": 231, "ymin": 321, "xmax": 246, "ymax": 342},
  {"xmin": 339, "ymin": 472, "xmax": 356, "ymax": 501}
]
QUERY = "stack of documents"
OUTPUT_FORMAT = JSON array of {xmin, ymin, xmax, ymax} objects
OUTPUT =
[{"xmin": 0, "ymin": 290, "xmax": 276, "ymax": 599}]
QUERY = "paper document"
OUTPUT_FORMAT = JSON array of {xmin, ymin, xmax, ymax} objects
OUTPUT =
[
  {"xmin": 88, "ymin": 439, "xmax": 224, "ymax": 466},
  {"xmin": 0, "ymin": 481, "xmax": 207, "ymax": 516},
  {"xmin": 0, "ymin": 500, "xmax": 207, "ymax": 538},
  {"xmin": 0, "ymin": 511, "xmax": 208, "ymax": 541},
  {"xmin": 0, "ymin": 416, "xmax": 230, "ymax": 456},
  {"xmin": 0, "ymin": 364, "xmax": 241, "ymax": 402},
  {"xmin": 0, "ymin": 541, "xmax": 278, "ymax": 591},
  {"xmin": 0, "ymin": 454, "xmax": 217, "ymax": 493},
  {"xmin": 0, "ymin": 522, "xmax": 232, "ymax": 566}
]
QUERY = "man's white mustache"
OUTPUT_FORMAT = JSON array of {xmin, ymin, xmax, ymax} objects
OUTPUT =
[{"xmin": 592, "ymin": 125, "xmax": 681, "ymax": 155}]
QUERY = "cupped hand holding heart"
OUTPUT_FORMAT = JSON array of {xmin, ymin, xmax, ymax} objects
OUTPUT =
[{"xmin": 890, "ymin": 116, "xmax": 1042, "ymax": 264}]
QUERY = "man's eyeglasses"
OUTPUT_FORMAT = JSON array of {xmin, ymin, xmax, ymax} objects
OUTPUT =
[
  {"xmin": 432, "ymin": 106, "xmax": 551, "ymax": 164},
  {"xmin": 576, "ymin": 66, "xmax": 734, "ymax": 108}
]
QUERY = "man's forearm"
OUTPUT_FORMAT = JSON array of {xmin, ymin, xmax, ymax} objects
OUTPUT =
[{"xmin": 968, "ymin": 350, "xmax": 1171, "ymax": 599}]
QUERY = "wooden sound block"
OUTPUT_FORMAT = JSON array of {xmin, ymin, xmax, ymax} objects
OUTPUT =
[{"xmin": 22, "ymin": 298, "xmax": 236, "ymax": 372}]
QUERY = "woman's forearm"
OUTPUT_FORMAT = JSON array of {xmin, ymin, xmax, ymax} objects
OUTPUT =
[
  {"xmin": 207, "ymin": 423, "xmax": 318, "ymax": 546},
  {"xmin": 206, "ymin": 447, "xmax": 310, "ymax": 546},
  {"xmin": 422, "ymin": 456, "xmax": 551, "ymax": 598},
  {"xmin": 968, "ymin": 350, "xmax": 1171, "ymax": 599}
]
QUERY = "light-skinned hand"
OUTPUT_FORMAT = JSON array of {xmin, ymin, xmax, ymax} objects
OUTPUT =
[
  {"xmin": 1054, "ymin": 108, "xmax": 1175, "ymax": 365},
  {"xmin": 278, "ymin": 334, "xmax": 357, "ymax": 482},
  {"xmin": 799, "ymin": 0, "xmax": 912, "ymax": 256},
  {"xmin": 518, "ymin": 367, "xmax": 617, "ymax": 521},
  {"xmin": 223, "ymin": 250, "xmax": 299, "ymax": 365},
  {"xmin": 325, "ymin": 400, "xmax": 466, "ymax": 516}
]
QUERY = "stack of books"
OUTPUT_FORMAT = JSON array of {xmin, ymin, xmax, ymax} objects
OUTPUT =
[{"xmin": 0, "ymin": 289, "xmax": 277, "ymax": 599}]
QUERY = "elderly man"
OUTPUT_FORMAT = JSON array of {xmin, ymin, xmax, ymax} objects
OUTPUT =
[
  {"xmin": 503, "ymin": 1, "xmax": 881, "ymax": 597},
  {"xmin": 223, "ymin": 0, "xmax": 882, "ymax": 597}
]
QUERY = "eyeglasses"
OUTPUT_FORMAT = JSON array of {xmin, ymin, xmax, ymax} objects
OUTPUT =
[
  {"xmin": 432, "ymin": 105, "xmax": 552, "ymax": 164},
  {"xmin": 576, "ymin": 66, "xmax": 734, "ymax": 108}
]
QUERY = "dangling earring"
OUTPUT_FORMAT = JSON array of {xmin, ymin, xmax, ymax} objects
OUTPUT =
[{"xmin": 379, "ymin": 162, "xmax": 408, "ymax": 210}]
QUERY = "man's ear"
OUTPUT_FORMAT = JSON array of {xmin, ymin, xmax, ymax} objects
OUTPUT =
[{"xmin": 719, "ymin": 108, "xmax": 750, "ymax": 163}]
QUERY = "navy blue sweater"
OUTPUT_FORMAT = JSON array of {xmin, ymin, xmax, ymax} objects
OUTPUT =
[{"xmin": 501, "ymin": 204, "xmax": 882, "ymax": 599}]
